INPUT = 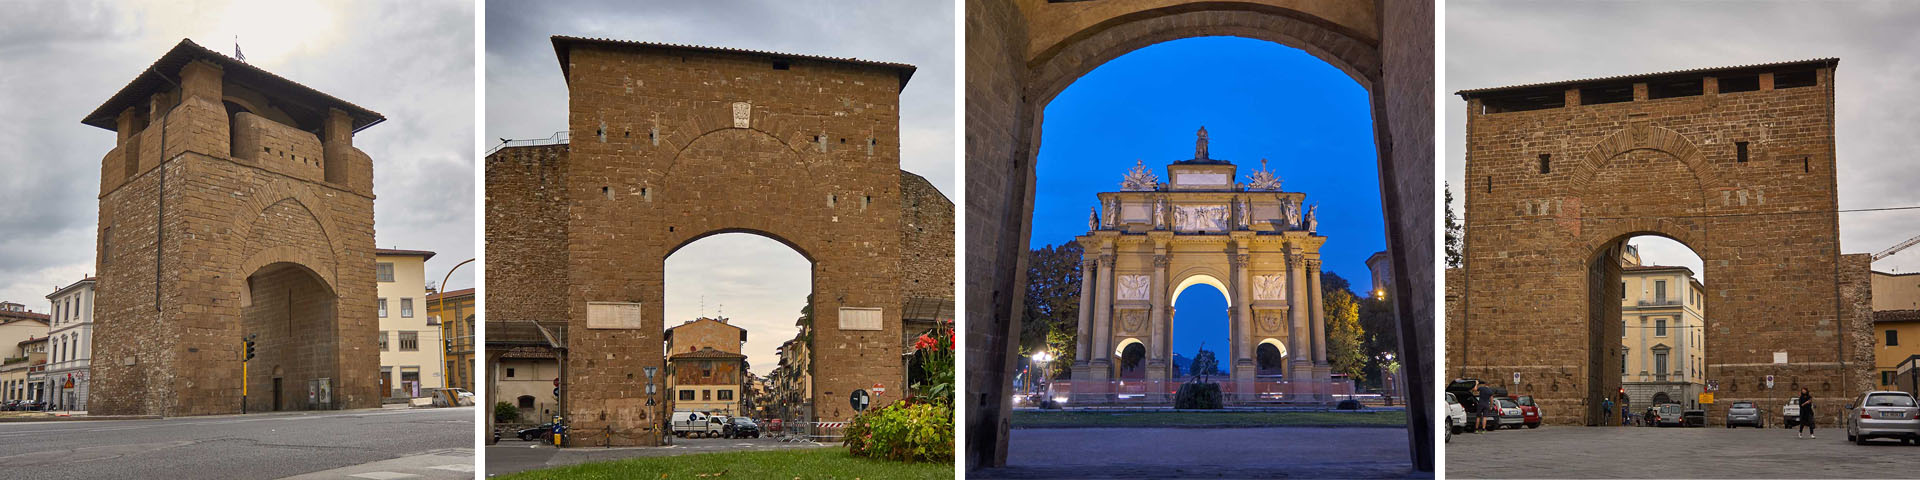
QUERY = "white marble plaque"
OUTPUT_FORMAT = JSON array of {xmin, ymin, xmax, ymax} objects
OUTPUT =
[
  {"xmin": 587, "ymin": 302, "xmax": 644, "ymax": 329},
  {"xmin": 1117, "ymin": 275, "xmax": 1151, "ymax": 301},
  {"xmin": 839, "ymin": 307, "xmax": 883, "ymax": 331},
  {"xmin": 732, "ymin": 102, "xmax": 752, "ymax": 128},
  {"xmin": 1173, "ymin": 205, "xmax": 1230, "ymax": 232},
  {"xmin": 1175, "ymin": 173, "xmax": 1230, "ymax": 186},
  {"xmin": 1253, "ymin": 275, "xmax": 1288, "ymax": 301}
]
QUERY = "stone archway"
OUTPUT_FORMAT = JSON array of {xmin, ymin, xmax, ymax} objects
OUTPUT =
[
  {"xmin": 966, "ymin": 0, "xmax": 1434, "ymax": 470},
  {"xmin": 481, "ymin": 37, "xmax": 926, "ymax": 447},
  {"xmin": 1451, "ymin": 59, "xmax": 1872, "ymax": 430}
]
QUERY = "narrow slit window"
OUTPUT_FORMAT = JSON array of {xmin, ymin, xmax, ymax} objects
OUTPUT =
[
  {"xmin": 1538, "ymin": 154, "xmax": 1552, "ymax": 174},
  {"xmin": 1735, "ymin": 142, "xmax": 1749, "ymax": 163},
  {"xmin": 602, "ymin": 186, "xmax": 613, "ymax": 200}
]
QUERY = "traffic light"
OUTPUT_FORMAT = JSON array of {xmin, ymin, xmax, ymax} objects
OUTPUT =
[{"xmin": 244, "ymin": 339, "xmax": 256, "ymax": 361}]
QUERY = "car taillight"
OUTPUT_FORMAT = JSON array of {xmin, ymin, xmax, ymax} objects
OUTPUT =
[{"xmin": 1861, "ymin": 412, "xmax": 1871, "ymax": 419}]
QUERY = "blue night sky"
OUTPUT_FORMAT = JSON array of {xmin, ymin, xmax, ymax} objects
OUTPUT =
[{"xmin": 1031, "ymin": 36, "xmax": 1384, "ymax": 360}]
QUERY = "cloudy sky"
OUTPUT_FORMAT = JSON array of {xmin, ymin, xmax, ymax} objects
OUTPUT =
[
  {"xmin": 0, "ymin": 1, "xmax": 474, "ymax": 311},
  {"xmin": 485, "ymin": 0, "xmax": 955, "ymax": 375},
  {"xmin": 1448, "ymin": 0, "xmax": 1920, "ymax": 277}
]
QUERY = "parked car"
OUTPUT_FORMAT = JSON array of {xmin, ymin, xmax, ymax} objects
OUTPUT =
[
  {"xmin": 1682, "ymin": 409, "xmax": 1706, "ymax": 427},
  {"xmin": 723, "ymin": 417, "xmax": 762, "ymax": 439},
  {"xmin": 768, "ymin": 418, "xmax": 783, "ymax": 433},
  {"xmin": 671, "ymin": 411, "xmax": 728, "ymax": 438},
  {"xmin": 1511, "ymin": 395, "xmax": 1542, "ymax": 428},
  {"xmin": 516, "ymin": 423, "xmax": 557, "ymax": 441},
  {"xmin": 1726, "ymin": 401, "xmax": 1765, "ymax": 428},
  {"xmin": 1782, "ymin": 400, "xmax": 1802, "ymax": 428},
  {"xmin": 1844, "ymin": 390, "xmax": 1920, "ymax": 445},
  {"xmin": 1445, "ymin": 378, "xmax": 1492, "ymax": 432},
  {"xmin": 1445, "ymin": 392, "xmax": 1468, "ymax": 435},
  {"xmin": 1494, "ymin": 398, "xmax": 1525, "ymax": 429},
  {"xmin": 1653, "ymin": 404, "xmax": 1685, "ymax": 427}
]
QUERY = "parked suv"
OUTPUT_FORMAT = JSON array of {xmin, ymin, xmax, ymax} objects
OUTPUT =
[
  {"xmin": 1726, "ymin": 401, "xmax": 1765, "ymax": 428},
  {"xmin": 723, "ymin": 417, "xmax": 762, "ymax": 439},
  {"xmin": 1654, "ymin": 404, "xmax": 1686, "ymax": 427},
  {"xmin": 1782, "ymin": 400, "xmax": 1802, "ymax": 428},
  {"xmin": 1845, "ymin": 390, "xmax": 1920, "ymax": 445}
]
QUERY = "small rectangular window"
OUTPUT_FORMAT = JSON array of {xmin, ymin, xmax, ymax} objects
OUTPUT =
[
  {"xmin": 1646, "ymin": 78, "xmax": 1703, "ymax": 99},
  {"xmin": 377, "ymin": 331, "xmax": 389, "ymax": 351},
  {"xmin": 378, "ymin": 298, "xmax": 389, "ymax": 318},
  {"xmin": 680, "ymin": 389, "xmax": 695, "ymax": 401},
  {"xmin": 1719, "ymin": 75, "xmax": 1760, "ymax": 93},
  {"xmin": 702, "ymin": 389, "xmax": 712, "ymax": 401},
  {"xmin": 718, "ymin": 390, "xmax": 734, "ymax": 401},
  {"xmin": 377, "ymin": 263, "xmax": 395, "ymax": 282},
  {"xmin": 401, "ymin": 298, "xmax": 414, "ymax": 318},
  {"xmin": 1655, "ymin": 280, "xmax": 1667, "ymax": 303},
  {"xmin": 506, "ymin": 367, "xmax": 516, "ymax": 378},
  {"xmin": 1579, "ymin": 84, "xmax": 1635, "ymax": 105},
  {"xmin": 1656, "ymin": 319, "xmax": 1668, "ymax": 336},
  {"xmin": 1889, "ymin": 330, "xmax": 1900, "ymax": 347},
  {"xmin": 1539, "ymin": 154, "xmax": 1551, "ymax": 174},
  {"xmin": 399, "ymin": 331, "xmax": 419, "ymax": 351},
  {"xmin": 1735, "ymin": 142, "xmax": 1749, "ymax": 163},
  {"xmin": 1775, "ymin": 70, "xmax": 1817, "ymax": 89}
]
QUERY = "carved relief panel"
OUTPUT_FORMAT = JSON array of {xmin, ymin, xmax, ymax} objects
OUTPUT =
[
  {"xmin": 1117, "ymin": 309, "xmax": 1148, "ymax": 336},
  {"xmin": 1116, "ymin": 275, "xmax": 1151, "ymax": 301},
  {"xmin": 1172, "ymin": 205, "xmax": 1230, "ymax": 232},
  {"xmin": 1252, "ymin": 274, "xmax": 1288, "ymax": 301}
]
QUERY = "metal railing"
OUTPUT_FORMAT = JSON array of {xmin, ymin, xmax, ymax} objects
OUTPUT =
[
  {"xmin": 485, "ymin": 131, "xmax": 569, "ymax": 156},
  {"xmin": 1044, "ymin": 378, "xmax": 1362, "ymax": 405}
]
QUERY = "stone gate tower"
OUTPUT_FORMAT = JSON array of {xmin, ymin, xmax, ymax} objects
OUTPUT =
[
  {"xmin": 1451, "ymin": 58, "xmax": 1874, "ymax": 426},
  {"xmin": 83, "ymin": 39, "xmax": 383, "ymax": 416}
]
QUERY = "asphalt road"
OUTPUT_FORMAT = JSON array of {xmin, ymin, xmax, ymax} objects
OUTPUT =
[
  {"xmin": 1447, "ymin": 424, "xmax": 1919, "ymax": 478},
  {"xmin": 486, "ymin": 433, "xmax": 831, "ymax": 476},
  {"xmin": 0, "ymin": 406, "xmax": 473, "ymax": 479},
  {"xmin": 976, "ymin": 426, "xmax": 1422, "ymax": 479}
]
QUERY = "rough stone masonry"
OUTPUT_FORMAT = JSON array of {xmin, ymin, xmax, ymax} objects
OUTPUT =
[
  {"xmin": 83, "ymin": 39, "xmax": 383, "ymax": 416},
  {"xmin": 1450, "ymin": 58, "xmax": 1874, "ymax": 426},
  {"xmin": 485, "ymin": 36, "xmax": 938, "ymax": 446}
]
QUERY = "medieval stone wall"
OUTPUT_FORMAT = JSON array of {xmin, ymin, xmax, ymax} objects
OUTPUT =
[
  {"xmin": 483, "ymin": 144, "xmax": 571, "ymax": 327},
  {"xmin": 1455, "ymin": 64, "xmax": 1863, "ymax": 425},
  {"xmin": 900, "ymin": 171, "xmax": 955, "ymax": 303}
]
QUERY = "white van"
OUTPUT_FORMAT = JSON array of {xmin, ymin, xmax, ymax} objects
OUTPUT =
[{"xmin": 671, "ymin": 411, "xmax": 727, "ymax": 438}]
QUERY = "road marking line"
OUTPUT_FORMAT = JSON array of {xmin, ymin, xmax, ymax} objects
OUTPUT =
[
  {"xmin": 347, "ymin": 472, "xmax": 420, "ymax": 479},
  {"xmin": 428, "ymin": 464, "xmax": 474, "ymax": 472}
]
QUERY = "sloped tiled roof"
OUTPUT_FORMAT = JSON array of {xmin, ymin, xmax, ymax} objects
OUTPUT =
[
  {"xmin": 1458, "ymin": 58, "xmax": 1839, "ymax": 97},
  {"xmin": 550, "ymin": 35, "xmax": 916, "ymax": 89}
]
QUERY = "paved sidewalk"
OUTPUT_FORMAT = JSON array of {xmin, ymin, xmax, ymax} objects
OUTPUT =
[
  {"xmin": 974, "ymin": 427, "xmax": 1422, "ymax": 478},
  {"xmin": 283, "ymin": 448, "xmax": 474, "ymax": 479},
  {"xmin": 1447, "ymin": 424, "xmax": 1917, "ymax": 478}
]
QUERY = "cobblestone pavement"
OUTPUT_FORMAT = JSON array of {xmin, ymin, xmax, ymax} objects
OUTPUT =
[
  {"xmin": 973, "ymin": 427, "xmax": 1424, "ymax": 479},
  {"xmin": 1447, "ymin": 424, "xmax": 1919, "ymax": 478},
  {"xmin": 486, "ymin": 433, "xmax": 830, "ymax": 475}
]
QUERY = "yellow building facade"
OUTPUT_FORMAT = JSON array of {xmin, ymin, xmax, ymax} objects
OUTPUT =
[
  {"xmin": 374, "ymin": 249, "xmax": 445, "ymax": 397},
  {"xmin": 430, "ymin": 288, "xmax": 475, "ymax": 392},
  {"xmin": 665, "ymin": 317, "xmax": 746, "ymax": 415},
  {"xmin": 1619, "ymin": 246, "xmax": 1707, "ymax": 408},
  {"xmin": 1871, "ymin": 271, "xmax": 1920, "ymax": 392}
]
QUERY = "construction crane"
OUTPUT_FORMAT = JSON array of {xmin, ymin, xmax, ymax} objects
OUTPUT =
[{"xmin": 1873, "ymin": 233, "xmax": 1920, "ymax": 261}]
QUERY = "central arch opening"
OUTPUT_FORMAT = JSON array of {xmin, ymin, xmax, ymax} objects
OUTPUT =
[
  {"xmin": 241, "ymin": 262, "xmax": 338, "ymax": 412},
  {"xmin": 664, "ymin": 232, "xmax": 812, "ymax": 422},
  {"xmin": 1589, "ymin": 234, "xmax": 1708, "ymax": 426},
  {"xmin": 1169, "ymin": 278, "xmax": 1229, "ymax": 382}
]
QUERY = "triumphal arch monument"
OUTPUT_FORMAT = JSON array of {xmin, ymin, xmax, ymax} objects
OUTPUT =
[{"xmin": 1069, "ymin": 128, "xmax": 1340, "ymax": 404}]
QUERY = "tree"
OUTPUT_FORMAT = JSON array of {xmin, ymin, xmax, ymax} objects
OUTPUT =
[
  {"xmin": 1022, "ymin": 242, "xmax": 1084, "ymax": 354},
  {"xmin": 1324, "ymin": 288, "xmax": 1368, "ymax": 384},
  {"xmin": 1445, "ymin": 182, "xmax": 1463, "ymax": 268},
  {"xmin": 1357, "ymin": 295, "xmax": 1400, "ymax": 389},
  {"xmin": 1043, "ymin": 321, "xmax": 1076, "ymax": 379}
]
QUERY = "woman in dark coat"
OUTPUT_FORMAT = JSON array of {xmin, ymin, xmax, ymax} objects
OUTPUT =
[{"xmin": 1797, "ymin": 387, "xmax": 1816, "ymax": 439}]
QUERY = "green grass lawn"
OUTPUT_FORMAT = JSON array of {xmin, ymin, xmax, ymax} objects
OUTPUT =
[
  {"xmin": 494, "ymin": 447, "xmax": 953, "ymax": 480},
  {"xmin": 1011, "ymin": 410, "xmax": 1407, "ymax": 428}
]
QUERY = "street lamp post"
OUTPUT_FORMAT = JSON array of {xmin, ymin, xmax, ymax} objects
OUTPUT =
[
  {"xmin": 433, "ymin": 258, "xmax": 474, "ymax": 395},
  {"xmin": 1031, "ymin": 351, "xmax": 1055, "ymax": 409}
]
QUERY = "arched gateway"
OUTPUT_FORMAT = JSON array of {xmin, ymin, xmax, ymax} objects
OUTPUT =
[
  {"xmin": 1450, "ymin": 59, "xmax": 1876, "ymax": 427},
  {"xmin": 84, "ymin": 39, "xmax": 384, "ymax": 416},
  {"xmin": 485, "ymin": 36, "xmax": 948, "ymax": 447},
  {"xmin": 1069, "ymin": 129, "xmax": 1342, "ymax": 404}
]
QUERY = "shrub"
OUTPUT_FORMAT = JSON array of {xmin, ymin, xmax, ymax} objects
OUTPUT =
[
  {"xmin": 1174, "ymin": 382, "xmax": 1224, "ymax": 409},
  {"xmin": 495, "ymin": 402, "xmax": 521, "ymax": 423},
  {"xmin": 844, "ymin": 400, "xmax": 954, "ymax": 462}
]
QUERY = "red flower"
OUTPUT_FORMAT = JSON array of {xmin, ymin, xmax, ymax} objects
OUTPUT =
[{"xmin": 914, "ymin": 334, "xmax": 936, "ymax": 350}]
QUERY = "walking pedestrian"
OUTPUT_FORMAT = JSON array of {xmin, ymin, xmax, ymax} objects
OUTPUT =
[
  {"xmin": 1796, "ymin": 387, "xmax": 1816, "ymax": 439},
  {"xmin": 1602, "ymin": 397, "xmax": 1614, "ymax": 425}
]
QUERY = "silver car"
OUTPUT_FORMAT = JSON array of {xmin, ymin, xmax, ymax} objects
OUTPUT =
[
  {"xmin": 1845, "ymin": 390, "xmax": 1920, "ymax": 445},
  {"xmin": 1495, "ymin": 397, "xmax": 1524, "ymax": 429},
  {"xmin": 1725, "ymin": 401, "xmax": 1764, "ymax": 428}
]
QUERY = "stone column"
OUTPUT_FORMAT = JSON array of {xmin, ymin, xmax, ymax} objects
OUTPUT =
[
  {"xmin": 1287, "ymin": 250, "xmax": 1313, "ymax": 386},
  {"xmin": 1075, "ymin": 255, "xmax": 1095, "ymax": 365},
  {"xmin": 1231, "ymin": 252, "xmax": 1255, "ymax": 400},
  {"xmin": 1147, "ymin": 254, "xmax": 1169, "ymax": 384},
  {"xmin": 1308, "ymin": 257, "xmax": 1332, "ymax": 383},
  {"xmin": 1090, "ymin": 253, "xmax": 1115, "ymax": 376}
]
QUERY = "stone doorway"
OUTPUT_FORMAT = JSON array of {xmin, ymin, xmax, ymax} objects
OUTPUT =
[{"xmin": 241, "ymin": 262, "xmax": 340, "ymax": 413}]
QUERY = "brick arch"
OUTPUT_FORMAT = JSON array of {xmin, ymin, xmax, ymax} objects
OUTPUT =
[
  {"xmin": 226, "ymin": 180, "xmax": 346, "ymax": 266},
  {"xmin": 1568, "ymin": 123, "xmax": 1722, "ymax": 193},
  {"xmin": 1575, "ymin": 222, "xmax": 1708, "ymax": 266},
  {"xmin": 658, "ymin": 125, "xmax": 814, "ymax": 181},
  {"xmin": 664, "ymin": 228, "xmax": 818, "ymax": 265},
  {"xmin": 1028, "ymin": 4, "xmax": 1380, "ymax": 112},
  {"xmin": 235, "ymin": 246, "xmax": 338, "ymax": 308}
]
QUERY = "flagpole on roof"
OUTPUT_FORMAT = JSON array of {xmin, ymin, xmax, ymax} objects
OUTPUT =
[{"xmin": 234, "ymin": 35, "xmax": 246, "ymax": 63}]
